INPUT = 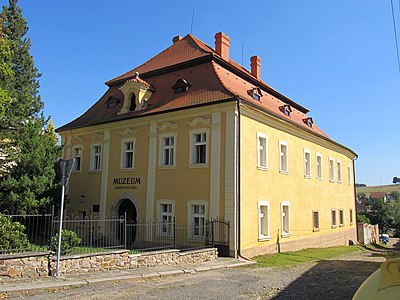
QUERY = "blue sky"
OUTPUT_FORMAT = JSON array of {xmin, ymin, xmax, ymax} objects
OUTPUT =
[{"xmin": 5, "ymin": 0, "xmax": 400, "ymax": 186}]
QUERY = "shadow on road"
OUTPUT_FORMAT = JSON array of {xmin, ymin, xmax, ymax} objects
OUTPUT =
[{"xmin": 272, "ymin": 259, "xmax": 382, "ymax": 300}]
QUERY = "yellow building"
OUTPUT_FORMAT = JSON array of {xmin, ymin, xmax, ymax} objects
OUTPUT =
[{"xmin": 57, "ymin": 32, "xmax": 357, "ymax": 258}]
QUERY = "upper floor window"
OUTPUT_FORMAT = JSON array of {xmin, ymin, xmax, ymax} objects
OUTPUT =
[
  {"xmin": 348, "ymin": 165, "xmax": 352, "ymax": 185},
  {"xmin": 337, "ymin": 160, "xmax": 342, "ymax": 183},
  {"xmin": 304, "ymin": 149, "xmax": 311, "ymax": 178},
  {"xmin": 329, "ymin": 158, "xmax": 335, "ymax": 182},
  {"xmin": 160, "ymin": 134, "xmax": 176, "ymax": 167},
  {"xmin": 121, "ymin": 140, "xmax": 135, "ymax": 169},
  {"xmin": 247, "ymin": 87, "xmax": 263, "ymax": 101},
  {"xmin": 257, "ymin": 133, "xmax": 268, "ymax": 169},
  {"xmin": 171, "ymin": 79, "xmax": 192, "ymax": 94},
  {"xmin": 91, "ymin": 145, "xmax": 102, "ymax": 171},
  {"xmin": 279, "ymin": 141, "xmax": 288, "ymax": 173},
  {"xmin": 302, "ymin": 117, "xmax": 314, "ymax": 128},
  {"xmin": 72, "ymin": 146, "xmax": 82, "ymax": 172},
  {"xmin": 258, "ymin": 201, "xmax": 270, "ymax": 239},
  {"xmin": 316, "ymin": 153, "xmax": 322, "ymax": 179},
  {"xmin": 189, "ymin": 128, "xmax": 209, "ymax": 166},
  {"xmin": 279, "ymin": 104, "xmax": 292, "ymax": 116}
]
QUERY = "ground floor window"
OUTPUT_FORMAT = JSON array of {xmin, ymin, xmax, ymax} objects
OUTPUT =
[
  {"xmin": 281, "ymin": 202, "xmax": 291, "ymax": 236},
  {"xmin": 187, "ymin": 200, "xmax": 207, "ymax": 239},
  {"xmin": 157, "ymin": 200, "xmax": 174, "ymax": 236},
  {"xmin": 312, "ymin": 210, "xmax": 319, "ymax": 232},
  {"xmin": 350, "ymin": 209, "xmax": 354, "ymax": 225},
  {"xmin": 339, "ymin": 209, "xmax": 344, "ymax": 226},
  {"xmin": 331, "ymin": 209, "xmax": 337, "ymax": 228},
  {"xmin": 258, "ymin": 201, "xmax": 270, "ymax": 239}
]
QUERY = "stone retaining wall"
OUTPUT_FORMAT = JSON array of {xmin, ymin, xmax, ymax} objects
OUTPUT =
[{"xmin": 0, "ymin": 248, "xmax": 218, "ymax": 277}]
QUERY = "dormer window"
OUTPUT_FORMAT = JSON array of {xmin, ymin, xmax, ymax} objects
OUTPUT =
[
  {"xmin": 303, "ymin": 117, "xmax": 314, "ymax": 128},
  {"xmin": 106, "ymin": 96, "xmax": 120, "ymax": 108},
  {"xmin": 171, "ymin": 79, "xmax": 192, "ymax": 94},
  {"xmin": 279, "ymin": 104, "xmax": 292, "ymax": 116},
  {"xmin": 247, "ymin": 87, "xmax": 263, "ymax": 101},
  {"xmin": 129, "ymin": 94, "xmax": 137, "ymax": 111},
  {"xmin": 118, "ymin": 73, "xmax": 153, "ymax": 115}
]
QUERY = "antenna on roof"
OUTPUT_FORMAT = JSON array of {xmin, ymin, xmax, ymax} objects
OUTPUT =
[{"xmin": 190, "ymin": 7, "xmax": 195, "ymax": 34}]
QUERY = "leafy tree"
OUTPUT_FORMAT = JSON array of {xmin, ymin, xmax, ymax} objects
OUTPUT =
[
  {"xmin": 357, "ymin": 212, "xmax": 370, "ymax": 224},
  {"xmin": 0, "ymin": 0, "xmax": 60, "ymax": 213},
  {"xmin": 393, "ymin": 177, "xmax": 400, "ymax": 184},
  {"xmin": 389, "ymin": 191, "xmax": 400, "ymax": 202},
  {"xmin": 364, "ymin": 198, "xmax": 395, "ymax": 232}
]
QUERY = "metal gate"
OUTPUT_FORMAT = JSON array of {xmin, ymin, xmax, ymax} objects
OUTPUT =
[{"xmin": 206, "ymin": 219, "xmax": 230, "ymax": 257}]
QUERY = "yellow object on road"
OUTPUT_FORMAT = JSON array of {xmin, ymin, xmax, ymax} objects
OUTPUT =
[{"xmin": 353, "ymin": 258, "xmax": 400, "ymax": 299}]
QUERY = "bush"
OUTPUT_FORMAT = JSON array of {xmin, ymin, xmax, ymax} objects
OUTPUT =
[
  {"xmin": 0, "ymin": 214, "xmax": 30, "ymax": 252},
  {"xmin": 357, "ymin": 213, "xmax": 371, "ymax": 224},
  {"xmin": 51, "ymin": 229, "xmax": 81, "ymax": 255}
]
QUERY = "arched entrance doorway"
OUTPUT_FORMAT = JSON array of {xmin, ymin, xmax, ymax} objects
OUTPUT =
[{"xmin": 117, "ymin": 198, "xmax": 137, "ymax": 248}]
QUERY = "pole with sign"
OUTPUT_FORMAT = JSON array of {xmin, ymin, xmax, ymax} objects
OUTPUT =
[{"xmin": 55, "ymin": 159, "xmax": 75, "ymax": 276}]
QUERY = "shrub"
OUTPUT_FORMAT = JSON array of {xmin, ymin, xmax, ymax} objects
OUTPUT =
[
  {"xmin": 51, "ymin": 229, "xmax": 81, "ymax": 255},
  {"xmin": 0, "ymin": 214, "xmax": 30, "ymax": 252},
  {"xmin": 357, "ymin": 213, "xmax": 371, "ymax": 224}
]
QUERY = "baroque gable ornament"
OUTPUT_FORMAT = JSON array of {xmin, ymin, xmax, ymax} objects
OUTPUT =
[
  {"xmin": 187, "ymin": 117, "xmax": 211, "ymax": 127},
  {"xmin": 118, "ymin": 128, "xmax": 138, "ymax": 136},
  {"xmin": 71, "ymin": 135, "xmax": 85, "ymax": 143},
  {"xmin": 90, "ymin": 132, "xmax": 104, "ymax": 141},
  {"xmin": 158, "ymin": 122, "xmax": 178, "ymax": 131}
]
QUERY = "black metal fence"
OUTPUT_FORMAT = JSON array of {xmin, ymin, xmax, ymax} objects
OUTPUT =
[{"xmin": 0, "ymin": 210, "xmax": 230, "ymax": 256}]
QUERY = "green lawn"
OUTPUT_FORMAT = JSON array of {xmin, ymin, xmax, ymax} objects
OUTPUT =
[{"xmin": 254, "ymin": 246, "xmax": 361, "ymax": 268}]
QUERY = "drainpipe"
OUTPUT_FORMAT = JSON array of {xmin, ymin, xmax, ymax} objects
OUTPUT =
[{"xmin": 236, "ymin": 98, "xmax": 241, "ymax": 258}]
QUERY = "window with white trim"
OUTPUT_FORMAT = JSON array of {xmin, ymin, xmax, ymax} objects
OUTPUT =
[
  {"xmin": 157, "ymin": 201, "xmax": 174, "ymax": 236},
  {"xmin": 257, "ymin": 133, "xmax": 268, "ymax": 169},
  {"xmin": 329, "ymin": 158, "xmax": 335, "ymax": 182},
  {"xmin": 91, "ymin": 145, "xmax": 102, "ymax": 171},
  {"xmin": 159, "ymin": 133, "xmax": 176, "ymax": 167},
  {"xmin": 313, "ymin": 210, "xmax": 319, "ymax": 231},
  {"xmin": 304, "ymin": 149, "xmax": 311, "ymax": 178},
  {"xmin": 189, "ymin": 128, "xmax": 210, "ymax": 166},
  {"xmin": 281, "ymin": 202, "xmax": 291, "ymax": 236},
  {"xmin": 121, "ymin": 140, "xmax": 135, "ymax": 169},
  {"xmin": 279, "ymin": 141, "xmax": 288, "ymax": 173},
  {"xmin": 72, "ymin": 146, "xmax": 82, "ymax": 172},
  {"xmin": 337, "ymin": 160, "xmax": 342, "ymax": 183},
  {"xmin": 187, "ymin": 200, "xmax": 208, "ymax": 239},
  {"xmin": 316, "ymin": 153, "xmax": 322, "ymax": 179},
  {"xmin": 347, "ymin": 165, "xmax": 351, "ymax": 185},
  {"xmin": 331, "ymin": 209, "xmax": 337, "ymax": 228},
  {"xmin": 258, "ymin": 201, "xmax": 270, "ymax": 239},
  {"xmin": 339, "ymin": 209, "xmax": 344, "ymax": 226}
]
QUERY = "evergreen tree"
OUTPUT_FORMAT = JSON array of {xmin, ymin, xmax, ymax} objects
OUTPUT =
[
  {"xmin": 0, "ymin": 0, "xmax": 60, "ymax": 213},
  {"xmin": 0, "ymin": 23, "xmax": 13, "ymax": 126}
]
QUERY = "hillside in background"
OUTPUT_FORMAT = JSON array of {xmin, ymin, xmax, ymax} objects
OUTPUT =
[{"xmin": 356, "ymin": 184, "xmax": 400, "ymax": 195}]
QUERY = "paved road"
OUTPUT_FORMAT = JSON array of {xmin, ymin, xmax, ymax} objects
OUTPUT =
[{"xmin": 2, "ymin": 241, "xmax": 399, "ymax": 300}]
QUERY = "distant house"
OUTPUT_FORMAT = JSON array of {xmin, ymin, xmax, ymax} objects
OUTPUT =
[{"xmin": 370, "ymin": 192, "xmax": 387, "ymax": 202}]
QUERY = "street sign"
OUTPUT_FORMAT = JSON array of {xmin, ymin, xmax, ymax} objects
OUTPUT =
[{"xmin": 59, "ymin": 159, "xmax": 75, "ymax": 187}]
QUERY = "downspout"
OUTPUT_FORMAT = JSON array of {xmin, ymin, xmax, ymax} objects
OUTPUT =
[
  {"xmin": 352, "ymin": 157, "xmax": 359, "ymax": 243},
  {"xmin": 236, "ymin": 98, "xmax": 241, "ymax": 258}
]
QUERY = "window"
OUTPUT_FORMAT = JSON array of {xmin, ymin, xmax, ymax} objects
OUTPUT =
[
  {"xmin": 91, "ymin": 145, "xmax": 102, "ymax": 171},
  {"xmin": 258, "ymin": 201, "xmax": 270, "ymax": 239},
  {"xmin": 337, "ymin": 160, "xmax": 342, "ymax": 183},
  {"xmin": 350, "ymin": 209, "xmax": 354, "ymax": 224},
  {"xmin": 158, "ymin": 201, "xmax": 174, "ymax": 236},
  {"xmin": 160, "ymin": 134, "xmax": 176, "ymax": 167},
  {"xmin": 329, "ymin": 158, "xmax": 335, "ymax": 182},
  {"xmin": 302, "ymin": 117, "xmax": 313, "ymax": 128},
  {"xmin": 313, "ymin": 210, "xmax": 319, "ymax": 231},
  {"xmin": 316, "ymin": 153, "xmax": 322, "ymax": 179},
  {"xmin": 247, "ymin": 87, "xmax": 263, "ymax": 101},
  {"xmin": 281, "ymin": 202, "xmax": 291, "ymax": 236},
  {"xmin": 189, "ymin": 129, "xmax": 209, "ymax": 166},
  {"xmin": 106, "ymin": 96, "xmax": 119, "ymax": 109},
  {"xmin": 191, "ymin": 204, "xmax": 206, "ymax": 238},
  {"xmin": 331, "ymin": 209, "xmax": 337, "ymax": 228},
  {"xmin": 347, "ymin": 165, "xmax": 351, "ymax": 185},
  {"xmin": 257, "ymin": 133, "xmax": 268, "ymax": 169},
  {"xmin": 121, "ymin": 140, "xmax": 135, "ymax": 169},
  {"xmin": 279, "ymin": 141, "xmax": 288, "ymax": 173},
  {"xmin": 339, "ymin": 209, "xmax": 344, "ymax": 226},
  {"xmin": 171, "ymin": 79, "xmax": 192, "ymax": 94},
  {"xmin": 72, "ymin": 146, "xmax": 82, "ymax": 171},
  {"xmin": 304, "ymin": 149, "xmax": 311, "ymax": 178},
  {"xmin": 279, "ymin": 104, "xmax": 292, "ymax": 116},
  {"xmin": 129, "ymin": 94, "xmax": 137, "ymax": 111}
]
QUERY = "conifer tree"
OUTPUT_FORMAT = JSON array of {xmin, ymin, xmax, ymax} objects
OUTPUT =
[{"xmin": 0, "ymin": 0, "xmax": 60, "ymax": 213}]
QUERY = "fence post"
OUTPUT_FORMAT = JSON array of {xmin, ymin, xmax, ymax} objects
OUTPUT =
[
  {"xmin": 173, "ymin": 217, "xmax": 176, "ymax": 249},
  {"xmin": 124, "ymin": 212, "xmax": 127, "ymax": 249},
  {"xmin": 90, "ymin": 218, "xmax": 93, "ymax": 248},
  {"xmin": 211, "ymin": 220, "xmax": 215, "ymax": 248}
]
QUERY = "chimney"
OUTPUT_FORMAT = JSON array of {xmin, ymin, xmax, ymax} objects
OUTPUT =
[
  {"xmin": 250, "ymin": 55, "xmax": 261, "ymax": 80},
  {"xmin": 214, "ymin": 32, "xmax": 230, "ymax": 61},
  {"xmin": 172, "ymin": 35, "xmax": 183, "ymax": 44}
]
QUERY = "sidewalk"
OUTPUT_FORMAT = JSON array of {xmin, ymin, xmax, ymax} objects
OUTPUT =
[{"xmin": 0, "ymin": 257, "xmax": 256, "ymax": 293}]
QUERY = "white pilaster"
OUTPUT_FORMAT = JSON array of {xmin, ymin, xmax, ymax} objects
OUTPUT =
[
  {"xmin": 146, "ymin": 121, "xmax": 158, "ymax": 222},
  {"xmin": 210, "ymin": 112, "xmax": 221, "ymax": 219},
  {"xmin": 99, "ymin": 129, "xmax": 110, "ymax": 220}
]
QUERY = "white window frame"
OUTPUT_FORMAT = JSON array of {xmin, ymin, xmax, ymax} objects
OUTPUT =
[
  {"xmin": 156, "ymin": 200, "xmax": 175, "ymax": 237},
  {"xmin": 258, "ymin": 201, "xmax": 270, "ymax": 240},
  {"xmin": 339, "ymin": 208, "xmax": 344, "ymax": 226},
  {"xmin": 281, "ymin": 201, "xmax": 291, "ymax": 237},
  {"xmin": 189, "ymin": 128, "xmax": 210, "ymax": 167},
  {"xmin": 159, "ymin": 132, "xmax": 177, "ymax": 168},
  {"xmin": 90, "ymin": 144, "xmax": 102, "ymax": 171},
  {"xmin": 304, "ymin": 149, "xmax": 311, "ymax": 178},
  {"xmin": 312, "ymin": 210, "xmax": 319, "ymax": 232},
  {"xmin": 329, "ymin": 157, "xmax": 335, "ymax": 182},
  {"xmin": 187, "ymin": 200, "xmax": 208, "ymax": 239},
  {"xmin": 337, "ymin": 160, "xmax": 342, "ymax": 183},
  {"xmin": 279, "ymin": 140, "xmax": 289, "ymax": 174},
  {"xmin": 316, "ymin": 153, "xmax": 322, "ymax": 180},
  {"xmin": 120, "ymin": 138, "xmax": 136, "ymax": 169},
  {"xmin": 331, "ymin": 208, "xmax": 337, "ymax": 228},
  {"xmin": 257, "ymin": 133, "xmax": 268, "ymax": 170},
  {"xmin": 72, "ymin": 145, "xmax": 83, "ymax": 172}
]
